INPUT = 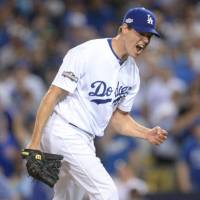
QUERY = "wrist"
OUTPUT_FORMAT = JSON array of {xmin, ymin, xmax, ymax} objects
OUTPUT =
[
  {"xmin": 143, "ymin": 129, "xmax": 151, "ymax": 140},
  {"xmin": 143, "ymin": 132, "xmax": 148, "ymax": 140},
  {"xmin": 27, "ymin": 142, "xmax": 41, "ymax": 150}
]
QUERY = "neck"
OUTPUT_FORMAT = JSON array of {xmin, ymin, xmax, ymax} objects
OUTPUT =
[{"xmin": 112, "ymin": 35, "xmax": 128, "ymax": 61}]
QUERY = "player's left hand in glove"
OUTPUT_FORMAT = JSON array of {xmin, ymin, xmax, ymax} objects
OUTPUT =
[{"xmin": 21, "ymin": 149, "xmax": 63, "ymax": 187}]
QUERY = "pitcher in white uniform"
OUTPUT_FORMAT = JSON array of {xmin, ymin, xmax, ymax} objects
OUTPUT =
[{"xmin": 27, "ymin": 7, "xmax": 167, "ymax": 200}]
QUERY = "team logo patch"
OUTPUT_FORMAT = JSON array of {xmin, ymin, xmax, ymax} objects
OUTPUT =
[
  {"xmin": 125, "ymin": 18, "xmax": 133, "ymax": 23},
  {"xmin": 62, "ymin": 71, "xmax": 78, "ymax": 83},
  {"xmin": 147, "ymin": 14, "xmax": 153, "ymax": 25}
]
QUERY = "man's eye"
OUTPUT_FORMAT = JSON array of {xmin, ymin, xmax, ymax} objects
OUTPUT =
[
  {"xmin": 139, "ymin": 32, "xmax": 152, "ymax": 38},
  {"xmin": 139, "ymin": 33, "xmax": 146, "ymax": 36}
]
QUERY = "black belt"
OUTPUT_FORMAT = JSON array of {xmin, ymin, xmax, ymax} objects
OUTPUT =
[
  {"xmin": 53, "ymin": 111, "xmax": 95, "ymax": 139},
  {"xmin": 68, "ymin": 122, "xmax": 95, "ymax": 139}
]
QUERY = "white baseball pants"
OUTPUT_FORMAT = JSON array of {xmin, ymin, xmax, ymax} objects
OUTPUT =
[{"xmin": 41, "ymin": 112, "xmax": 119, "ymax": 200}]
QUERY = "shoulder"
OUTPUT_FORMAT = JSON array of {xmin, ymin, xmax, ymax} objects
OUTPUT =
[
  {"xmin": 65, "ymin": 38, "xmax": 108, "ymax": 58},
  {"xmin": 74, "ymin": 38, "xmax": 108, "ymax": 51}
]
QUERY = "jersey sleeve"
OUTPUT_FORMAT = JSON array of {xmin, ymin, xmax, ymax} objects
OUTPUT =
[
  {"xmin": 52, "ymin": 48, "xmax": 84, "ymax": 93},
  {"xmin": 118, "ymin": 68, "xmax": 140, "ymax": 112}
]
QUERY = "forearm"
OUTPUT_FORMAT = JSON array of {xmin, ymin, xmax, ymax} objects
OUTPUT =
[
  {"xmin": 121, "ymin": 115, "xmax": 151, "ymax": 139},
  {"xmin": 30, "ymin": 93, "xmax": 55, "ymax": 147},
  {"xmin": 110, "ymin": 109, "xmax": 150, "ymax": 139},
  {"xmin": 29, "ymin": 86, "xmax": 67, "ymax": 149}
]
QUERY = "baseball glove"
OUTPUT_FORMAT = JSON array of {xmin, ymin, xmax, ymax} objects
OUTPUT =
[{"xmin": 21, "ymin": 149, "xmax": 63, "ymax": 187}]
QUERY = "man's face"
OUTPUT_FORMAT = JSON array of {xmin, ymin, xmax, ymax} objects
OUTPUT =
[{"xmin": 121, "ymin": 24, "xmax": 152, "ymax": 58}]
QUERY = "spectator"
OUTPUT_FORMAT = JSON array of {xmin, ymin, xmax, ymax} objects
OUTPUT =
[
  {"xmin": 114, "ymin": 161, "xmax": 148, "ymax": 200},
  {"xmin": 0, "ymin": 112, "xmax": 19, "ymax": 177},
  {"xmin": 177, "ymin": 118, "xmax": 200, "ymax": 192}
]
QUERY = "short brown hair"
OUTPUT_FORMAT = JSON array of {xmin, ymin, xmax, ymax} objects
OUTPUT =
[{"xmin": 118, "ymin": 24, "xmax": 132, "ymax": 34}]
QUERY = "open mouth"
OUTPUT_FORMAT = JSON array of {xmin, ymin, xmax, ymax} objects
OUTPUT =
[{"xmin": 136, "ymin": 44, "xmax": 145, "ymax": 54}]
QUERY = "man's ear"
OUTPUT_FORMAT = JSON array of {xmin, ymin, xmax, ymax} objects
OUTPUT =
[{"xmin": 121, "ymin": 23, "xmax": 130, "ymax": 33}]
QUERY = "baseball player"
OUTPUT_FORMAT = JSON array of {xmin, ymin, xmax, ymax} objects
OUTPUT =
[{"xmin": 27, "ymin": 7, "xmax": 167, "ymax": 200}]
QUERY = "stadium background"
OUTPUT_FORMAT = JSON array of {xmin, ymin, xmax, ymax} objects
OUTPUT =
[{"xmin": 0, "ymin": 0, "xmax": 200, "ymax": 199}]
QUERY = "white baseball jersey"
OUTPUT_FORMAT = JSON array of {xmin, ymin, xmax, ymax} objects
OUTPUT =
[{"xmin": 52, "ymin": 38, "xmax": 140, "ymax": 137}]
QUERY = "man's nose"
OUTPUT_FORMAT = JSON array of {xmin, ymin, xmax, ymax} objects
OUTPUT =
[{"xmin": 142, "ymin": 35, "xmax": 150, "ymax": 45}]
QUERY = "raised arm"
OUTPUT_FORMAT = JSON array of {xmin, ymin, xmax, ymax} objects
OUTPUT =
[
  {"xmin": 110, "ymin": 109, "xmax": 167, "ymax": 145},
  {"xmin": 28, "ymin": 85, "xmax": 68, "ymax": 150}
]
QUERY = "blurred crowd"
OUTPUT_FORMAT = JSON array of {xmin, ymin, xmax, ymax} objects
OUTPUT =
[{"xmin": 0, "ymin": 0, "xmax": 200, "ymax": 199}]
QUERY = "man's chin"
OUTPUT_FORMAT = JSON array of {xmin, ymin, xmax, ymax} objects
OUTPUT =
[
  {"xmin": 130, "ymin": 53, "xmax": 137, "ymax": 59},
  {"xmin": 127, "ymin": 51, "xmax": 139, "ymax": 59}
]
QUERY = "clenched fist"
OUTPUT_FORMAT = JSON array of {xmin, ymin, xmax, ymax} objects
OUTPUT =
[{"xmin": 146, "ymin": 126, "xmax": 168, "ymax": 145}]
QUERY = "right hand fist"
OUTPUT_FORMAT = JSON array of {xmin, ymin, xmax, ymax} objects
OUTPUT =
[{"xmin": 146, "ymin": 126, "xmax": 168, "ymax": 145}]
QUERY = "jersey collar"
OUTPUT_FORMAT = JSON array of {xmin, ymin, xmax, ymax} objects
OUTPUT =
[{"xmin": 107, "ymin": 38, "xmax": 125, "ymax": 66}]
